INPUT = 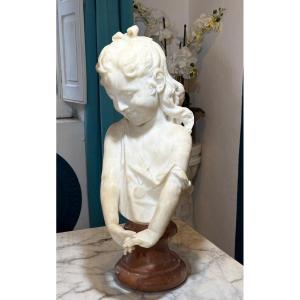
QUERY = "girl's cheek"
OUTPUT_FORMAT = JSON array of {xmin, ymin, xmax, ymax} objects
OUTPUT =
[
  {"xmin": 130, "ymin": 95, "xmax": 143, "ymax": 107},
  {"xmin": 146, "ymin": 96, "xmax": 159, "ymax": 110},
  {"xmin": 132, "ymin": 93, "xmax": 158, "ymax": 108}
]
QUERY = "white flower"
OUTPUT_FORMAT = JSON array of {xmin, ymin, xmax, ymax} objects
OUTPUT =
[
  {"xmin": 134, "ymin": 1, "xmax": 224, "ymax": 80},
  {"xmin": 158, "ymin": 28, "xmax": 173, "ymax": 41},
  {"xmin": 151, "ymin": 8, "xmax": 165, "ymax": 22},
  {"xmin": 167, "ymin": 56, "xmax": 176, "ymax": 74},
  {"xmin": 193, "ymin": 14, "xmax": 212, "ymax": 29},
  {"xmin": 167, "ymin": 47, "xmax": 198, "ymax": 78},
  {"xmin": 144, "ymin": 18, "xmax": 159, "ymax": 36},
  {"xmin": 177, "ymin": 47, "xmax": 197, "ymax": 65}
]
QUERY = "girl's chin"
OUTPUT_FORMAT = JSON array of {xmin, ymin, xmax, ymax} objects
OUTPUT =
[
  {"xmin": 127, "ymin": 117, "xmax": 149, "ymax": 126},
  {"xmin": 127, "ymin": 119, "xmax": 143, "ymax": 126}
]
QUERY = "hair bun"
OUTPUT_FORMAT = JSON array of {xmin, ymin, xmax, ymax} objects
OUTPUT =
[
  {"xmin": 111, "ymin": 26, "xmax": 139, "ymax": 42},
  {"xmin": 112, "ymin": 32, "xmax": 124, "ymax": 41},
  {"xmin": 127, "ymin": 25, "xmax": 139, "ymax": 37}
]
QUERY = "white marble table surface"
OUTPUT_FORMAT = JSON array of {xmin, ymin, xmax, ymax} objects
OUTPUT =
[{"xmin": 57, "ymin": 218, "xmax": 243, "ymax": 299}]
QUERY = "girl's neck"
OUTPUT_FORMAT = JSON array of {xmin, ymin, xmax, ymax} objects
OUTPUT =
[{"xmin": 126, "ymin": 108, "xmax": 168, "ymax": 136}]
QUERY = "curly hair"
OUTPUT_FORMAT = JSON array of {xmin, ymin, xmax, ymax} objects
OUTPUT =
[{"xmin": 96, "ymin": 25, "xmax": 194, "ymax": 133}]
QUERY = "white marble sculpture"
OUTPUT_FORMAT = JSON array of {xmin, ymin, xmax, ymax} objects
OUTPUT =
[{"xmin": 96, "ymin": 25, "xmax": 194, "ymax": 255}]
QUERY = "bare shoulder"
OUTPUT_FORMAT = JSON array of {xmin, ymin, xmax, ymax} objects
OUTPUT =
[
  {"xmin": 163, "ymin": 123, "xmax": 192, "ymax": 169},
  {"xmin": 105, "ymin": 119, "xmax": 125, "ymax": 142},
  {"xmin": 103, "ymin": 120, "xmax": 125, "ymax": 159},
  {"xmin": 166, "ymin": 123, "xmax": 192, "ymax": 150}
]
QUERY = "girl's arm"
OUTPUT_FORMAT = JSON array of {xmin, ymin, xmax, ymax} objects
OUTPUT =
[
  {"xmin": 101, "ymin": 124, "xmax": 136, "ymax": 249},
  {"xmin": 101, "ymin": 124, "xmax": 120, "ymax": 227}
]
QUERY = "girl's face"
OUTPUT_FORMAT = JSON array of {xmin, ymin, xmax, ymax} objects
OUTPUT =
[{"xmin": 102, "ymin": 68, "xmax": 159, "ymax": 126}]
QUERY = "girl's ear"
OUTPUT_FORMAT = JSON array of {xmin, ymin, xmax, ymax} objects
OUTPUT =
[{"xmin": 153, "ymin": 68, "xmax": 165, "ymax": 93}]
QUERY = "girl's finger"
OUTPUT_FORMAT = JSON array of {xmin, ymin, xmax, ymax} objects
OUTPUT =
[
  {"xmin": 128, "ymin": 246, "xmax": 135, "ymax": 253},
  {"xmin": 125, "ymin": 237, "xmax": 141, "ymax": 248}
]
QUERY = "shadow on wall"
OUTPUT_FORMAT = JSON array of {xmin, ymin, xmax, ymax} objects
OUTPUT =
[
  {"xmin": 189, "ymin": 31, "xmax": 219, "ymax": 98},
  {"xmin": 191, "ymin": 47, "xmax": 242, "ymax": 256}
]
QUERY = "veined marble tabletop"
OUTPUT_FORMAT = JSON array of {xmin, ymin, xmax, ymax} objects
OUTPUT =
[{"xmin": 57, "ymin": 218, "xmax": 243, "ymax": 299}]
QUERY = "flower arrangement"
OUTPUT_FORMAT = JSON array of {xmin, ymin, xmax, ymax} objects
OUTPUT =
[{"xmin": 133, "ymin": 1, "xmax": 225, "ymax": 81}]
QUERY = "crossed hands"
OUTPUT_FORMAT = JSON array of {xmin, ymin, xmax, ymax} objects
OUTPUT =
[{"xmin": 107, "ymin": 224, "xmax": 161, "ymax": 255}]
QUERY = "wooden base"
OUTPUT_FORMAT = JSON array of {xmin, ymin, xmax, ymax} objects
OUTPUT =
[{"xmin": 115, "ymin": 221, "xmax": 187, "ymax": 292}]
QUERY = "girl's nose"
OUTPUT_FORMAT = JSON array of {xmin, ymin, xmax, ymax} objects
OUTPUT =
[{"xmin": 117, "ymin": 99, "xmax": 129, "ymax": 112}]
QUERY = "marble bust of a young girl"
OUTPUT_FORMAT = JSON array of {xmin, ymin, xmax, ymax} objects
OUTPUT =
[{"xmin": 96, "ymin": 25, "xmax": 194, "ymax": 255}]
